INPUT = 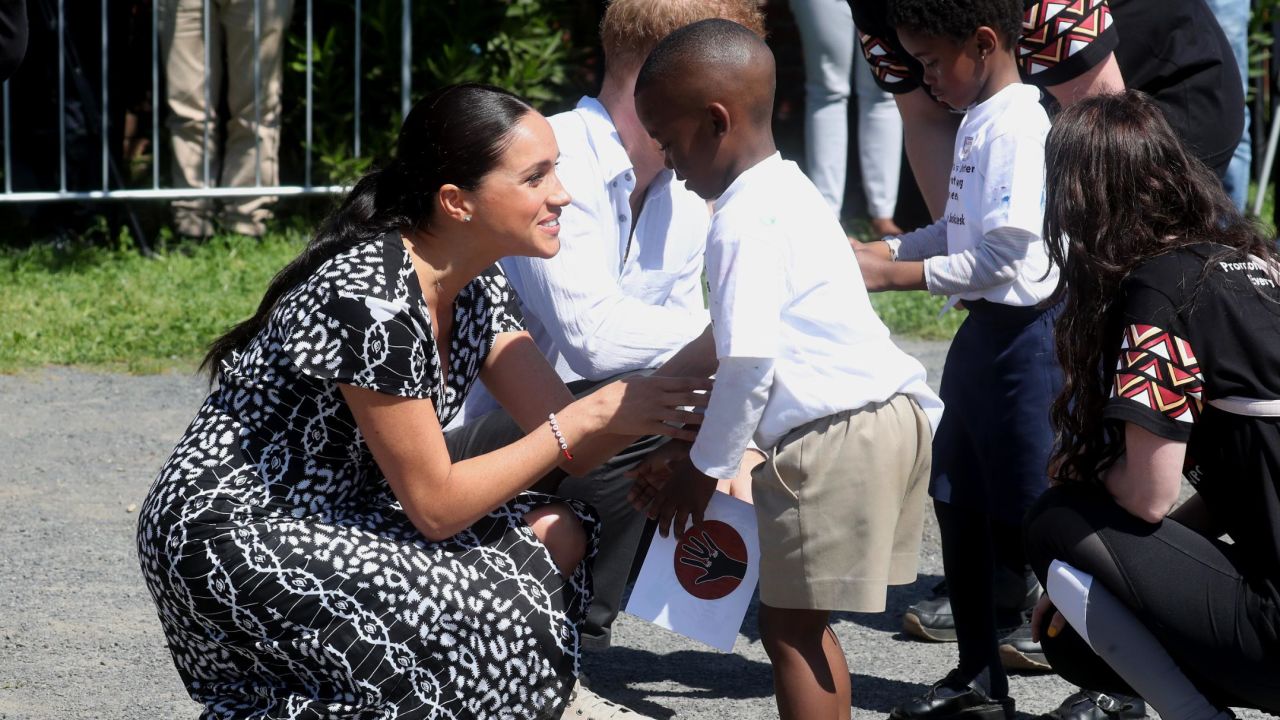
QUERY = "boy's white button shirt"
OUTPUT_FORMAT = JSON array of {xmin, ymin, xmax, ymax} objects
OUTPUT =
[
  {"xmin": 457, "ymin": 96, "xmax": 710, "ymax": 423},
  {"xmin": 689, "ymin": 153, "xmax": 943, "ymax": 478}
]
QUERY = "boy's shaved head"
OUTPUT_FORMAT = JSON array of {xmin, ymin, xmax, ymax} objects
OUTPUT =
[
  {"xmin": 633, "ymin": 18, "xmax": 778, "ymax": 200},
  {"xmin": 634, "ymin": 18, "xmax": 775, "ymax": 127}
]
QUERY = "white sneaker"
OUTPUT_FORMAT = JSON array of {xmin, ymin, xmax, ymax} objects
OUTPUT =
[{"xmin": 561, "ymin": 678, "xmax": 654, "ymax": 719}]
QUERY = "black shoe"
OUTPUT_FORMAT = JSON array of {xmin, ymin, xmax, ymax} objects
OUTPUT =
[
  {"xmin": 1042, "ymin": 690, "xmax": 1147, "ymax": 720},
  {"xmin": 997, "ymin": 618, "xmax": 1051, "ymax": 672},
  {"xmin": 889, "ymin": 670, "xmax": 1016, "ymax": 720},
  {"xmin": 903, "ymin": 581, "xmax": 1027, "ymax": 643}
]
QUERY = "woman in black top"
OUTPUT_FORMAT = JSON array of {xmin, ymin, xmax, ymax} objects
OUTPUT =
[
  {"xmin": 1025, "ymin": 90, "xmax": 1280, "ymax": 719},
  {"xmin": 136, "ymin": 83, "xmax": 709, "ymax": 719}
]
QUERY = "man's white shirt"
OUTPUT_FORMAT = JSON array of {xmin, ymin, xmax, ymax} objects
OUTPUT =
[
  {"xmin": 455, "ymin": 96, "xmax": 710, "ymax": 423},
  {"xmin": 689, "ymin": 153, "xmax": 943, "ymax": 478}
]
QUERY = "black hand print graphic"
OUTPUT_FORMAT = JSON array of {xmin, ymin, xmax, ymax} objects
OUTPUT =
[{"xmin": 678, "ymin": 531, "xmax": 748, "ymax": 585}]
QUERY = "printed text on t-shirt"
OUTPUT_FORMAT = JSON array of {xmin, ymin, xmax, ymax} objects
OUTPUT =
[{"xmin": 947, "ymin": 156, "xmax": 976, "ymax": 223}]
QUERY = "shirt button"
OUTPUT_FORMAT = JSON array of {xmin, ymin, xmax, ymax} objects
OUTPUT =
[
  {"xmin": 625, "ymin": 173, "xmax": 633, "ymax": 182},
  {"xmin": 618, "ymin": 214, "xmax": 627, "ymax": 222},
  {"xmin": 612, "ymin": 181, "xmax": 618, "ymax": 188}
]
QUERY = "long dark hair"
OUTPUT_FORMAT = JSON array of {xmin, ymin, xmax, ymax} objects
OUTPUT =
[
  {"xmin": 201, "ymin": 83, "xmax": 534, "ymax": 379},
  {"xmin": 1044, "ymin": 89, "xmax": 1275, "ymax": 483}
]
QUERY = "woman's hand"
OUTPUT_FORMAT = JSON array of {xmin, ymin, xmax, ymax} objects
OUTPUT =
[
  {"xmin": 579, "ymin": 375, "xmax": 711, "ymax": 441},
  {"xmin": 1030, "ymin": 592, "xmax": 1067, "ymax": 642}
]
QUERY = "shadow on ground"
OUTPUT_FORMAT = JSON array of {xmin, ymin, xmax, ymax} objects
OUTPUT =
[
  {"xmin": 834, "ymin": 574, "xmax": 945, "ymax": 635},
  {"xmin": 582, "ymin": 646, "xmax": 774, "ymax": 717}
]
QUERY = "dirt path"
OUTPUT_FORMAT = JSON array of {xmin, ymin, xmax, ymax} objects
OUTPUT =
[{"xmin": 0, "ymin": 347, "xmax": 1263, "ymax": 719}]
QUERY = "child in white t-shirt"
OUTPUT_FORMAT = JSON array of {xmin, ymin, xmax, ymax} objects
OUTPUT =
[
  {"xmin": 631, "ymin": 18, "xmax": 943, "ymax": 719},
  {"xmin": 853, "ymin": 0, "xmax": 1061, "ymax": 717}
]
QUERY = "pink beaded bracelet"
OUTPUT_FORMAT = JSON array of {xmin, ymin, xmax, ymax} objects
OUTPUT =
[{"xmin": 547, "ymin": 412, "xmax": 573, "ymax": 461}]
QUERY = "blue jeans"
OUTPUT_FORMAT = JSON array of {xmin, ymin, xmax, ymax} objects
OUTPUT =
[
  {"xmin": 791, "ymin": 0, "xmax": 903, "ymax": 219},
  {"xmin": 1204, "ymin": 0, "xmax": 1252, "ymax": 208}
]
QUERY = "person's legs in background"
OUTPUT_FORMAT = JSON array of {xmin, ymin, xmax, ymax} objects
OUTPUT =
[
  {"xmin": 217, "ymin": 0, "xmax": 292, "ymax": 237},
  {"xmin": 790, "ymin": 0, "xmax": 853, "ymax": 219},
  {"xmin": 853, "ymin": 36, "xmax": 903, "ymax": 237},
  {"xmin": 160, "ymin": 0, "xmax": 222, "ymax": 238},
  {"xmin": 1204, "ymin": 0, "xmax": 1252, "ymax": 209}
]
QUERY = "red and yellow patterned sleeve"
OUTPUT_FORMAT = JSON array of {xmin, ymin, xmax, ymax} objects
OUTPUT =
[
  {"xmin": 1106, "ymin": 323, "xmax": 1204, "ymax": 442},
  {"xmin": 1017, "ymin": 0, "xmax": 1118, "ymax": 88},
  {"xmin": 858, "ymin": 31, "xmax": 917, "ymax": 93},
  {"xmin": 850, "ymin": 0, "xmax": 1120, "ymax": 94}
]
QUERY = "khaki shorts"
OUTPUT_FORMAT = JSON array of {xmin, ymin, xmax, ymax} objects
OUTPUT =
[{"xmin": 753, "ymin": 393, "xmax": 932, "ymax": 612}]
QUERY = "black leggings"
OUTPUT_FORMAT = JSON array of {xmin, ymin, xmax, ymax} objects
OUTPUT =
[{"xmin": 1024, "ymin": 484, "xmax": 1280, "ymax": 713}]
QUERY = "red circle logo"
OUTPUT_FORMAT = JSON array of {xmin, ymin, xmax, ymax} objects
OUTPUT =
[{"xmin": 673, "ymin": 520, "xmax": 749, "ymax": 600}]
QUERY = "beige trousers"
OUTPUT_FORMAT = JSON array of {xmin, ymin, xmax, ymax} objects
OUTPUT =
[
  {"xmin": 160, "ymin": 0, "xmax": 293, "ymax": 237},
  {"xmin": 753, "ymin": 393, "xmax": 933, "ymax": 613}
]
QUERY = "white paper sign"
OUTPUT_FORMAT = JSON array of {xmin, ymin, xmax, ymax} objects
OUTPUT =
[{"xmin": 624, "ymin": 492, "xmax": 760, "ymax": 652}]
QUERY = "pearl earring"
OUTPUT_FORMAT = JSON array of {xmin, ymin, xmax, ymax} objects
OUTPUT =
[{"xmin": 463, "ymin": 214, "xmax": 473, "ymax": 223}]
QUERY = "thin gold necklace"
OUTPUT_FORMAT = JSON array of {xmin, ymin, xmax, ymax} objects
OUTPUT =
[{"xmin": 405, "ymin": 231, "xmax": 445, "ymax": 295}]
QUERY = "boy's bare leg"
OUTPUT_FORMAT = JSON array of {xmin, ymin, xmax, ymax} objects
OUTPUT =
[
  {"xmin": 759, "ymin": 605, "xmax": 852, "ymax": 720},
  {"xmin": 823, "ymin": 625, "xmax": 852, "ymax": 720}
]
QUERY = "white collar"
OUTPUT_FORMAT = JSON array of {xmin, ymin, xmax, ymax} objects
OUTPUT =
[
  {"xmin": 714, "ymin": 152, "xmax": 783, "ymax": 212},
  {"xmin": 962, "ymin": 83, "xmax": 1041, "ymax": 125},
  {"xmin": 575, "ymin": 96, "xmax": 634, "ymax": 183}
]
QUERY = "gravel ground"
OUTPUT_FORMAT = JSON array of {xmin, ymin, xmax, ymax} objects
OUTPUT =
[{"xmin": 0, "ymin": 341, "xmax": 1265, "ymax": 719}]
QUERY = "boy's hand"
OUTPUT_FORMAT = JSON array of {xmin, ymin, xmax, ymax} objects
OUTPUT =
[
  {"xmin": 626, "ymin": 440, "xmax": 690, "ymax": 512},
  {"xmin": 630, "ymin": 451, "xmax": 718, "ymax": 537},
  {"xmin": 653, "ymin": 456, "xmax": 719, "ymax": 537},
  {"xmin": 853, "ymin": 247, "xmax": 896, "ymax": 292},
  {"xmin": 854, "ymin": 252, "xmax": 928, "ymax": 293},
  {"xmin": 852, "ymin": 238, "xmax": 894, "ymax": 261}
]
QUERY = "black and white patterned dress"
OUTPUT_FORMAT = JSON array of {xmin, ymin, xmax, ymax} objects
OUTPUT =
[{"xmin": 137, "ymin": 233, "xmax": 597, "ymax": 719}]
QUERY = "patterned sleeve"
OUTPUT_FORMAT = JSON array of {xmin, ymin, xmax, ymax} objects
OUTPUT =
[
  {"xmin": 1017, "ymin": 0, "xmax": 1118, "ymax": 88},
  {"xmin": 283, "ymin": 291, "xmax": 438, "ymax": 400},
  {"xmin": 849, "ymin": 1, "xmax": 921, "ymax": 94},
  {"xmin": 1102, "ymin": 279, "xmax": 1203, "ymax": 442},
  {"xmin": 858, "ymin": 30, "xmax": 920, "ymax": 94}
]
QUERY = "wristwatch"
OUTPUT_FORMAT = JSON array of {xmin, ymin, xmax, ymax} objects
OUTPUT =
[{"xmin": 884, "ymin": 236, "xmax": 902, "ymax": 261}]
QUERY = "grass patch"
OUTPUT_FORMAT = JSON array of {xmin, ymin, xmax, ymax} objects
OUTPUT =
[
  {"xmin": 0, "ymin": 231, "xmax": 306, "ymax": 373},
  {"xmin": 870, "ymin": 291, "xmax": 963, "ymax": 341},
  {"xmin": 0, "ymin": 227, "xmax": 962, "ymax": 374}
]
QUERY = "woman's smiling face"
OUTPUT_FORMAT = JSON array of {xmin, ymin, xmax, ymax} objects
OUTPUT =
[{"xmin": 467, "ymin": 112, "xmax": 572, "ymax": 259}]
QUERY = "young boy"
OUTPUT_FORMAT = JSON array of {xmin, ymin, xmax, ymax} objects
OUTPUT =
[
  {"xmin": 631, "ymin": 19, "xmax": 944, "ymax": 720},
  {"xmin": 854, "ymin": 1, "xmax": 1063, "ymax": 718}
]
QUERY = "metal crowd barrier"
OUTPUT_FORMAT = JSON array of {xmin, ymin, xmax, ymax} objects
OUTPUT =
[
  {"xmin": 1, "ymin": 0, "xmax": 1277, "ymax": 221},
  {"xmin": 0, "ymin": 0, "xmax": 422, "ymax": 204}
]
